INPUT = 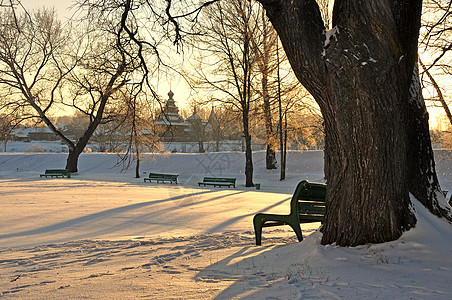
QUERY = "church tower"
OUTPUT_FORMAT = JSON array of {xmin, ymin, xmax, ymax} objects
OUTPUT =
[
  {"xmin": 155, "ymin": 90, "xmax": 187, "ymax": 141},
  {"xmin": 156, "ymin": 90, "xmax": 185, "ymax": 125}
]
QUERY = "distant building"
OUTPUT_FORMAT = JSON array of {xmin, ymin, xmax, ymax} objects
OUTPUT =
[
  {"xmin": 155, "ymin": 90, "xmax": 188, "ymax": 141},
  {"xmin": 11, "ymin": 127, "xmax": 59, "ymax": 142},
  {"xmin": 155, "ymin": 90, "xmax": 220, "ymax": 143}
]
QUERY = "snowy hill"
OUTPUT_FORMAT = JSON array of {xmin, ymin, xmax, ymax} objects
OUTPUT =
[
  {"xmin": 1, "ymin": 149, "xmax": 451, "ymax": 191},
  {"xmin": 0, "ymin": 150, "xmax": 452, "ymax": 299}
]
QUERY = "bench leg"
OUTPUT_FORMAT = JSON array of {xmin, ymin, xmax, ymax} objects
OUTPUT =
[
  {"xmin": 253, "ymin": 213, "xmax": 304, "ymax": 245},
  {"xmin": 253, "ymin": 214, "xmax": 264, "ymax": 246},
  {"xmin": 288, "ymin": 222, "xmax": 304, "ymax": 242}
]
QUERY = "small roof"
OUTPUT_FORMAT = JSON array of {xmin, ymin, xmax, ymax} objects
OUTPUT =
[{"xmin": 187, "ymin": 113, "xmax": 202, "ymax": 120}]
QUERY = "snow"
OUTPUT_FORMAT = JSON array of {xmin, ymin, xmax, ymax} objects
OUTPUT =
[
  {"xmin": 1, "ymin": 150, "xmax": 452, "ymax": 299},
  {"xmin": 323, "ymin": 26, "xmax": 339, "ymax": 57}
]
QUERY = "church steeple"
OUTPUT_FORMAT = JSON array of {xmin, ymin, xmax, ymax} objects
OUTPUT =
[
  {"xmin": 168, "ymin": 90, "xmax": 174, "ymax": 100},
  {"xmin": 156, "ymin": 90, "xmax": 184, "ymax": 125}
]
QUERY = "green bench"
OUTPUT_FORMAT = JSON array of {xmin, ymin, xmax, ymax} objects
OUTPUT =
[
  {"xmin": 198, "ymin": 177, "xmax": 236, "ymax": 188},
  {"xmin": 40, "ymin": 169, "xmax": 71, "ymax": 178},
  {"xmin": 144, "ymin": 172, "xmax": 178, "ymax": 184},
  {"xmin": 253, "ymin": 180, "xmax": 326, "ymax": 245}
]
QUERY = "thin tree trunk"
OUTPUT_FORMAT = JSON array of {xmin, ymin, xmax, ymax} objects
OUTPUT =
[
  {"xmin": 283, "ymin": 111, "xmax": 287, "ymax": 177},
  {"xmin": 264, "ymin": 76, "xmax": 277, "ymax": 169},
  {"xmin": 199, "ymin": 140, "xmax": 205, "ymax": 153},
  {"xmin": 243, "ymin": 13, "xmax": 254, "ymax": 188},
  {"xmin": 135, "ymin": 157, "xmax": 140, "ymax": 178},
  {"xmin": 277, "ymin": 42, "xmax": 285, "ymax": 180},
  {"xmin": 243, "ymin": 106, "xmax": 254, "ymax": 187},
  {"xmin": 261, "ymin": 10, "xmax": 277, "ymax": 170},
  {"xmin": 135, "ymin": 134, "xmax": 140, "ymax": 178}
]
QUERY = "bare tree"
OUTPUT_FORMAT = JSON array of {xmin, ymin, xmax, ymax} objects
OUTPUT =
[
  {"xmin": 0, "ymin": 2, "xmax": 162, "ymax": 172},
  {"xmin": 186, "ymin": 106, "xmax": 206, "ymax": 153},
  {"xmin": 115, "ymin": 87, "xmax": 162, "ymax": 178},
  {"xmin": 0, "ymin": 113, "xmax": 16, "ymax": 151},
  {"xmin": 59, "ymin": 18, "xmax": 131, "ymax": 172},
  {"xmin": 0, "ymin": 8, "xmax": 73, "ymax": 149},
  {"xmin": 420, "ymin": 0, "xmax": 452, "ymax": 126},
  {"xmin": 191, "ymin": 0, "xmax": 262, "ymax": 187},
  {"xmin": 419, "ymin": 58, "xmax": 452, "ymax": 125},
  {"xmin": 253, "ymin": 10, "xmax": 278, "ymax": 169}
]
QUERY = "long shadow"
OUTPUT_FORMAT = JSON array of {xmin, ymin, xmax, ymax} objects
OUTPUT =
[
  {"xmin": 194, "ymin": 243, "xmax": 292, "ymax": 299},
  {"xmin": 0, "ymin": 189, "xmax": 217, "ymax": 240},
  {"xmin": 0, "ymin": 174, "xmax": 302, "ymax": 196},
  {"xmin": 205, "ymin": 196, "xmax": 291, "ymax": 233},
  {"xmin": 62, "ymin": 190, "xmax": 249, "ymax": 240}
]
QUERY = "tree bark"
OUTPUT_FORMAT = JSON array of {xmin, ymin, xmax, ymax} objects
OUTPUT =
[
  {"xmin": 66, "ymin": 147, "xmax": 83, "ymax": 173},
  {"xmin": 258, "ymin": 0, "xmax": 451, "ymax": 246}
]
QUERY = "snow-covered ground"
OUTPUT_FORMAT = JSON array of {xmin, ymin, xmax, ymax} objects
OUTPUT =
[{"xmin": 0, "ymin": 150, "xmax": 451, "ymax": 299}]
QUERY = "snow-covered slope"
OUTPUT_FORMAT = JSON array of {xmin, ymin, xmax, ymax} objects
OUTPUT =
[{"xmin": 0, "ymin": 150, "xmax": 451, "ymax": 299}]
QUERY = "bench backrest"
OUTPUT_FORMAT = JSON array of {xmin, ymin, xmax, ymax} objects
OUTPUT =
[
  {"xmin": 45, "ymin": 169, "xmax": 70, "ymax": 174},
  {"xmin": 149, "ymin": 173, "xmax": 178, "ymax": 179},
  {"xmin": 291, "ymin": 180, "xmax": 326, "ymax": 220},
  {"xmin": 203, "ymin": 177, "xmax": 236, "ymax": 183}
]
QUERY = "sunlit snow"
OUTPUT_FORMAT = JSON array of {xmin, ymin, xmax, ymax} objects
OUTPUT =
[{"xmin": 1, "ymin": 150, "xmax": 451, "ymax": 299}]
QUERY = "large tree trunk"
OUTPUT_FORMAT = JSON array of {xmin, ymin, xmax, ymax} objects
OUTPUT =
[
  {"xmin": 320, "ymin": 2, "xmax": 420, "ymax": 246},
  {"xmin": 258, "ymin": 0, "xmax": 451, "ymax": 246},
  {"xmin": 64, "ymin": 112, "xmax": 104, "ymax": 173},
  {"xmin": 65, "ymin": 126, "xmax": 95, "ymax": 172},
  {"xmin": 320, "ymin": 28, "xmax": 416, "ymax": 245},
  {"xmin": 66, "ymin": 146, "xmax": 83, "ymax": 173}
]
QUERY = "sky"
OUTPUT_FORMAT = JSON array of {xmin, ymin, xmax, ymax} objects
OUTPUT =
[
  {"xmin": 13, "ymin": 0, "xmax": 450, "ymax": 129},
  {"xmin": 17, "ymin": 0, "xmax": 195, "ymax": 111},
  {"xmin": 18, "ymin": 0, "xmax": 74, "ymax": 20}
]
